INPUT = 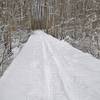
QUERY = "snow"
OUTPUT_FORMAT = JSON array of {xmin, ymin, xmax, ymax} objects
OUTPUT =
[
  {"xmin": 0, "ymin": 30, "xmax": 100, "ymax": 100},
  {"xmin": 12, "ymin": 47, "xmax": 21, "ymax": 58}
]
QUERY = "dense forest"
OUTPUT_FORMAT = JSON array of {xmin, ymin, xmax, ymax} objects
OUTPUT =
[{"xmin": 0, "ymin": 0, "xmax": 100, "ymax": 75}]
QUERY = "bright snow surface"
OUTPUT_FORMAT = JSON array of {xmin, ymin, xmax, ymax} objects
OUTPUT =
[{"xmin": 0, "ymin": 30, "xmax": 100, "ymax": 100}]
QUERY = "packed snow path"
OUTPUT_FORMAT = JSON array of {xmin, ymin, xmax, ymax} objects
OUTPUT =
[{"xmin": 0, "ymin": 30, "xmax": 100, "ymax": 100}]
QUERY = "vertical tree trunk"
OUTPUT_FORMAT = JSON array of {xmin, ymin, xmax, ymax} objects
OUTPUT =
[{"xmin": 44, "ymin": 0, "xmax": 48, "ymax": 31}]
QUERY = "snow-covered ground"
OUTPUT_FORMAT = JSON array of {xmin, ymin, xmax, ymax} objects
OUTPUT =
[{"xmin": 0, "ymin": 30, "xmax": 100, "ymax": 100}]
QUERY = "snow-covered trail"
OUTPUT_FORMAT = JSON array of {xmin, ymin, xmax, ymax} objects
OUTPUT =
[{"xmin": 0, "ymin": 30, "xmax": 100, "ymax": 100}]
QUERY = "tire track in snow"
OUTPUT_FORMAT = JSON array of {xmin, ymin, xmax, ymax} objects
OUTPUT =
[
  {"xmin": 42, "ymin": 36, "xmax": 71, "ymax": 100},
  {"xmin": 42, "ymin": 37, "xmax": 52, "ymax": 100}
]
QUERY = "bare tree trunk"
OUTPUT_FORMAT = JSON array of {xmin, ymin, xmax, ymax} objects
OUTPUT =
[{"xmin": 44, "ymin": 0, "xmax": 48, "ymax": 31}]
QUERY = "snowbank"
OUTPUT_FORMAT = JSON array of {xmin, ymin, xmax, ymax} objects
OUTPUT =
[{"xmin": 0, "ymin": 30, "xmax": 100, "ymax": 100}]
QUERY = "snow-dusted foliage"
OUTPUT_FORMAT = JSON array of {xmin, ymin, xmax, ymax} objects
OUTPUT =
[
  {"xmin": 0, "ymin": 25, "xmax": 30, "ymax": 76},
  {"xmin": 45, "ymin": 0, "xmax": 100, "ymax": 59}
]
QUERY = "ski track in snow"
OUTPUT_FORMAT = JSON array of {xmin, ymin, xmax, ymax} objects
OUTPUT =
[
  {"xmin": 42, "ymin": 35, "xmax": 70, "ymax": 100},
  {"xmin": 0, "ymin": 30, "xmax": 100, "ymax": 100}
]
